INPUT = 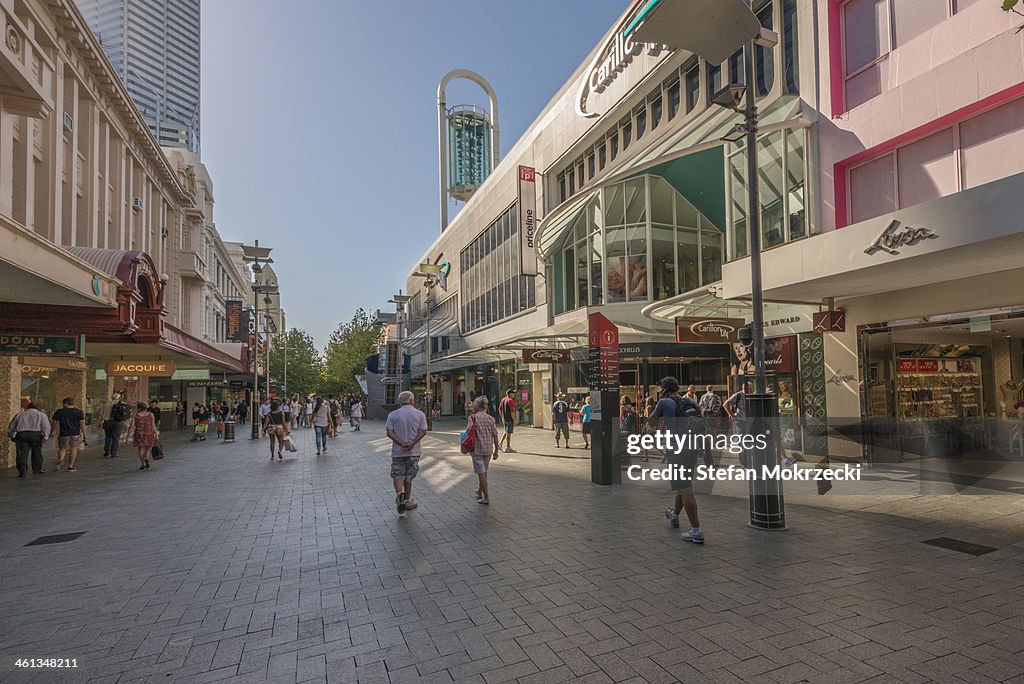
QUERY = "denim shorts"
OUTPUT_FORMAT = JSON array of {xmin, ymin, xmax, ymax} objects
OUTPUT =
[{"xmin": 390, "ymin": 456, "xmax": 420, "ymax": 481}]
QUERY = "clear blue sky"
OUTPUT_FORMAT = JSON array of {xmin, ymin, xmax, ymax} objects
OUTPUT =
[{"xmin": 201, "ymin": 0, "xmax": 628, "ymax": 349}]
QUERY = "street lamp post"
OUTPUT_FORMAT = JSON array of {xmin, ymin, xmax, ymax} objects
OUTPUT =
[
  {"xmin": 241, "ymin": 241, "xmax": 276, "ymax": 440},
  {"xmin": 628, "ymin": 0, "xmax": 785, "ymax": 530}
]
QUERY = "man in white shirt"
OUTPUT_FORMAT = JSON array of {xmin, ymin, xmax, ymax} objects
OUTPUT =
[
  {"xmin": 385, "ymin": 391, "xmax": 428, "ymax": 517},
  {"xmin": 8, "ymin": 400, "xmax": 51, "ymax": 477}
]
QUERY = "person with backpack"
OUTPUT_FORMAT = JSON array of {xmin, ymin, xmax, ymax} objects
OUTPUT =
[
  {"xmin": 497, "ymin": 389, "xmax": 516, "ymax": 454},
  {"xmin": 104, "ymin": 392, "xmax": 131, "ymax": 458},
  {"xmin": 551, "ymin": 393, "xmax": 572, "ymax": 448},
  {"xmin": 618, "ymin": 396, "xmax": 636, "ymax": 458},
  {"xmin": 327, "ymin": 395, "xmax": 340, "ymax": 437},
  {"xmin": 649, "ymin": 377, "xmax": 705, "ymax": 544}
]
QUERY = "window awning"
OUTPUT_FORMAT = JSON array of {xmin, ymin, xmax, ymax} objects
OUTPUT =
[{"xmin": 536, "ymin": 190, "xmax": 596, "ymax": 259}]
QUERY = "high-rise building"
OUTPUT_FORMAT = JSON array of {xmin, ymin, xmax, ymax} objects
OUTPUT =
[{"xmin": 77, "ymin": 0, "xmax": 201, "ymax": 152}]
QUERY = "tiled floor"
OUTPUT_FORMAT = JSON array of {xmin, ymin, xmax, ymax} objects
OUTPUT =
[{"xmin": 1, "ymin": 419, "xmax": 1023, "ymax": 683}]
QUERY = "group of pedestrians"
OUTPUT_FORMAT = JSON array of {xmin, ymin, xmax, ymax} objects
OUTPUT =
[{"xmin": 256, "ymin": 394, "xmax": 365, "ymax": 460}]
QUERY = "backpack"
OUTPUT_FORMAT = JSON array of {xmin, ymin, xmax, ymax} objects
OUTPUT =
[
  {"xmin": 111, "ymin": 402, "xmax": 131, "ymax": 422},
  {"xmin": 621, "ymin": 406, "xmax": 636, "ymax": 434}
]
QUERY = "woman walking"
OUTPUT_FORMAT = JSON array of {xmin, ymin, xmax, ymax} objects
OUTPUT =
[
  {"xmin": 467, "ymin": 396, "xmax": 499, "ymax": 505},
  {"xmin": 128, "ymin": 401, "xmax": 158, "ymax": 470},
  {"xmin": 263, "ymin": 400, "xmax": 289, "ymax": 461},
  {"xmin": 311, "ymin": 396, "xmax": 334, "ymax": 455}
]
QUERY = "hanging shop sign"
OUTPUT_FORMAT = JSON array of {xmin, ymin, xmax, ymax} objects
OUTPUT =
[
  {"xmin": 576, "ymin": 11, "xmax": 666, "ymax": 118},
  {"xmin": 675, "ymin": 317, "xmax": 743, "ymax": 344},
  {"xmin": 0, "ymin": 333, "xmax": 85, "ymax": 356},
  {"xmin": 20, "ymin": 356, "xmax": 89, "ymax": 371},
  {"xmin": 764, "ymin": 336, "xmax": 797, "ymax": 373},
  {"xmin": 518, "ymin": 166, "xmax": 538, "ymax": 276},
  {"xmin": 812, "ymin": 310, "xmax": 846, "ymax": 333},
  {"xmin": 522, "ymin": 348, "xmax": 571, "ymax": 364},
  {"xmin": 172, "ymin": 369, "xmax": 211, "ymax": 380},
  {"xmin": 187, "ymin": 379, "xmax": 229, "ymax": 388},
  {"xmin": 864, "ymin": 220, "xmax": 937, "ymax": 256},
  {"xmin": 106, "ymin": 360, "xmax": 176, "ymax": 376},
  {"xmin": 226, "ymin": 300, "xmax": 244, "ymax": 342}
]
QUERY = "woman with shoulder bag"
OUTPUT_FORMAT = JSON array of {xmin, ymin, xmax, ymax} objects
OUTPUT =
[
  {"xmin": 128, "ymin": 402, "xmax": 158, "ymax": 470},
  {"xmin": 467, "ymin": 397, "xmax": 499, "ymax": 505},
  {"xmin": 263, "ymin": 400, "xmax": 289, "ymax": 461}
]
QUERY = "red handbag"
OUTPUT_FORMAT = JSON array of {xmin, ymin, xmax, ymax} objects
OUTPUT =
[{"xmin": 460, "ymin": 416, "xmax": 477, "ymax": 454}]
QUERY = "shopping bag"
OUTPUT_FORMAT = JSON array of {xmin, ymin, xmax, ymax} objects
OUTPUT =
[
  {"xmin": 460, "ymin": 416, "xmax": 477, "ymax": 454},
  {"xmin": 283, "ymin": 435, "xmax": 298, "ymax": 453},
  {"xmin": 151, "ymin": 444, "xmax": 165, "ymax": 460}
]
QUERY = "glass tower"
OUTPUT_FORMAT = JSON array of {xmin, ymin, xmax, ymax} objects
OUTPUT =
[{"xmin": 77, "ymin": 0, "xmax": 201, "ymax": 153}]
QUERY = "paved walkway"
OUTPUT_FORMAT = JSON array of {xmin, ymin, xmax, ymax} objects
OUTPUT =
[{"xmin": 1, "ymin": 420, "xmax": 1023, "ymax": 683}]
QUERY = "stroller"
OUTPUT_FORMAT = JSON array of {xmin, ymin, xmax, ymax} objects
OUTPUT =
[{"xmin": 191, "ymin": 420, "xmax": 209, "ymax": 441}]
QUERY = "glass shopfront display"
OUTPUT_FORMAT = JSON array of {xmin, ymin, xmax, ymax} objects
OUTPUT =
[{"xmin": 553, "ymin": 175, "xmax": 723, "ymax": 315}]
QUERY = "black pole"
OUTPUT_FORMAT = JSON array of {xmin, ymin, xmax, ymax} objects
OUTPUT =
[{"xmin": 743, "ymin": 36, "xmax": 785, "ymax": 530}]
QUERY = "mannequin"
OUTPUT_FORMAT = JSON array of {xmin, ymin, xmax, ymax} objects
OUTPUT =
[{"xmin": 999, "ymin": 378, "xmax": 1024, "ymax": 417}]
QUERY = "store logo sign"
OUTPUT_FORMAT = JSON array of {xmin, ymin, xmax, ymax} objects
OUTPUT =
[
  {"xmin": 828, "ymin": 370, "xmax": 856, "ymax": 385},
  {"xmin": 522, "ymin": 348, "xmax": 571, "ymax": 364},
  {"xmin": 865, "ymin": 220, "xmax": 937, "ymax": 256},
  {"xmin": 676, "ymin": 317, "xmax": 743, "ymax": 343},
  {"xmin": 106, "ymin": 360, "xmax": 176, "ymax": 376},
  {"xmin": 576, "ymin": 12, "xmax": 666, "ymax": 118}
]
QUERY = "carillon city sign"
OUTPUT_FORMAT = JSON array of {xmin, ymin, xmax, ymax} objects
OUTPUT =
[
  {"xmin": 576, "ymin": 10, "xmax": 667, "ymax": 118},
  {"xmin": 675, "ymin": 317, "xmax": 743, "ymax": 344},
  {"xmin": 522, "ymin": 348, "xmax": 571, "ymax": 364}
]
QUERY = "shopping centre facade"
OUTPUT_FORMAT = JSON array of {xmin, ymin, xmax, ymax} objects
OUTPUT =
[
  {"xmin": 0, "ymin": 0, "xmax": 272, "ymax": 467},
  {"xmin": 403, "ymin": 0, "xmax": 1024, "ymax": 462}
]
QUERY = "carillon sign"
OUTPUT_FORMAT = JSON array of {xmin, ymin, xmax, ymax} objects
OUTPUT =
[
  {"xmin": 106, "ymin": 360, "xmax": 176, "ymax": 376},
  {"xmin": 675, "ymin": 317, "xmax": 743, "ymax": 344},
  {"xmin": 522, "ymin": 348, "xmax": 571, "ymax": 364},
  {"xmin": 576, "ymin": 8, "xmax": 667, "ymax": 118}
]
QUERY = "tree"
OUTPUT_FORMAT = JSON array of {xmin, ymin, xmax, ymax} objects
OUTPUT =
[
  {"xmin": 322, "ymin": 309, "xmax": 384, "ymax": 396},
  {"xmin": 1002, "ymin": 0, "xmax": 1024, "ymax": 31},
  {"xmin": 268, "ymin": 328, "xmax": 323, "ymax": 398}
]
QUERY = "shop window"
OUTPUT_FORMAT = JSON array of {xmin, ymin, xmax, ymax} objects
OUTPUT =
[
  {"xmin": 624, "ymin": 178, "xmax": 646, "ymax": 225},
  {"xmin": 758, "ymin": 133, "xmax": 786, "ymax": 249},
  {"xmin": 707, "ymin": 62, "xmax": 723, "ymax": 106},
  {"xmin": 729, "ymin": 149, "xmax": 748, "ymax": 259},
  {"xmin": 684, "ymin": 59, "xmax": 701, "ymax": 112},
  {"xmin": 650, "ymin": 92, "xmax": 663, "ymax": 131},
  {"xmin": 702, "ymin": 229, "xmax": 724, "ymax": 286},
  {"xmin": 960, "ymin": 97, "xmax": 1024, "ymax": 190},
  {"xmin": 786, "ymin": 129, "xmax": 806, "ymax": 240},
  {"xmin": 576, "ymin": 242, "xmax": 589, "ymax": 308},
  {"xmin": 755, "ymin": 1, "xmax": 775, "ymax": 96},
  {"xmin": 604, "ymin": 182, "xmax": 625, "ymax": 226},
  {"xmin": 606, "ymin": 226, "xmax": 626, "ymax": 303},
  {"xmin": 562, "ymin": 246, "xmax": 575, "ymax": 313},
  {"xmin": 650, "ymin": 176, "xmax": 675, "ymax": 225},
  {"xmin": 625, "ymin": 223, "xmax": 648, "ymax": 302},
  {"xmin": 897, "ymin": 128, "xmax": 956, "ymax": 207},
  {"xmin": 651, "ymin": 223, "xmax": 676, "ymax": 300},
  {"xmin": 677, "ymin": 227, "xmax": 700, "ymax": 294},
  {"xmin": 849, "ymin": 154, "xmax": 896, "ymax": 224},
  {"xmin": 666, "ymin": 77, "xmax": 681, "ymax": 120},
  {"xmin": 783, "ymin": 0, "xmax": 799, "ymax": 94}
]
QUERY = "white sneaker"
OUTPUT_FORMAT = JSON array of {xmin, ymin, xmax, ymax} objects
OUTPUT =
[
  {"xmin": 681, "ymin": 528, "xmax": 705, "ymax": 544},
  {"xmin": 505, "ymin": 447, "xmax": 515, "ymax": 453},
  {"xmin": 664, "ymin": 508, "xmax": 679, "ymax": 529}
]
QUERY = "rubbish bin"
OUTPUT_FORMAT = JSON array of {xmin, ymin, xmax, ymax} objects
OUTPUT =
[{"xmin": 223, "ymin": 420, "xmax": 236, "ymax": 443}]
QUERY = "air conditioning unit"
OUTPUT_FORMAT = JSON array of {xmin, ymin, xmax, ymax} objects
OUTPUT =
[
  {"xmin": 132, "ymin": 196, "xmax": 144, "ymax": 212},
  {"xmin": 63, "ymin": 113, "xmax": 74, "ymax": 133}
]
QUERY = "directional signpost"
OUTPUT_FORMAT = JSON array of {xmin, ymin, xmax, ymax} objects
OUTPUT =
[{"xmin": 588, "ymin": 312, "xmax": 620, "ymax": 485}]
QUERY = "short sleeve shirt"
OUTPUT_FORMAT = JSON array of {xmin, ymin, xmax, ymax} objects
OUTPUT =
[
  {"xmin": 52, "ymin": 407, "xmax": 84, "ymax": 436},
  {"xmin": 725, "ymin": 391, "xmax": 747, "ymax": 419},
  {"xmin": 500, "ymin": 398, "xmax": 515, "ymax": 421},
  {"xmin": 385, "ymin": 404, "xmax": 428, "ymax": 458},
  {"xmin": 552, "ymin": 401, "xmax": 569, "ymax": 423}
]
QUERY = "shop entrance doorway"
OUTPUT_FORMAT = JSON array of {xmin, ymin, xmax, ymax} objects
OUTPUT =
[{"xmin": 861, "ymin": 312, "xmax": 1024, "ymax": 463}]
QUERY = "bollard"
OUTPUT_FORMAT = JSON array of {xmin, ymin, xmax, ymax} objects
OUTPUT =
[
  {"xmin": 744, "ymin": 394, "xmax": 787, "ymax": 530},
  {"xmin": 223, "ymin": 420, "xmax": 236, "ymax": 444}
]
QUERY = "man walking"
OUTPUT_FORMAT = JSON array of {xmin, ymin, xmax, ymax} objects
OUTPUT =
[
  {"xmin": 385, "ymin": 391, "xmax": 427, "ymax": 517},
  {"xmin": 699, "ymin": 385, "xmax": 723, "ymax": 467},
  {"xmin": 52, "ymin": 397, "xmax": 87, "ymax": 472},
  {"xmin": 103, "ymin": 393, "xmax": 131, "ymax": 458},
  {"xmin": 649, "ymin": 377, "xmax": 705, "ymax": 544},
  {"xmin": 497, "ymin": 389, "xmax": 516, "ymax": 453},
  {"xmin": 9, "ymin": 401, "xmax": 51, "ymax": 477},
  {"xmin": 724, "ymin": 381, "xmax": 753, "ymax": 435},
  {"xmin": 552, "ymin": 393, "xmax": 571, "ymax": 448}
]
